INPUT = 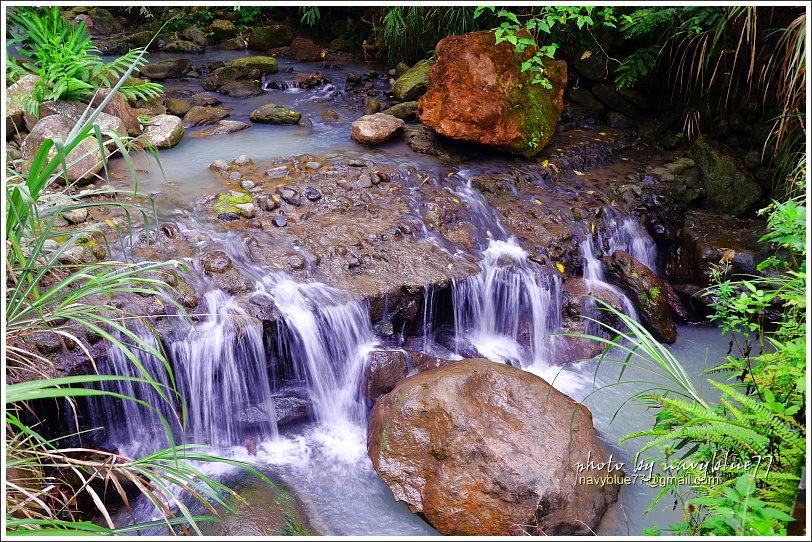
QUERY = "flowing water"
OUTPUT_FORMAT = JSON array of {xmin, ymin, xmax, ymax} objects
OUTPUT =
[{"xmin": 86, "ymin": 51, "xmax": 728, "ymax": 536}]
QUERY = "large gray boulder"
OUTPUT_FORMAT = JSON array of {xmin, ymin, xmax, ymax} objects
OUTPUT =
[
  {"xmin": 22, "ymin": 115, "xmax": 103, "ymax": 184},
  {"xmin": 139, "ymin": 114, "xmax": 184, "ymax": 149},
  {"xmin": 89, "ymin": 89, "xmax": 142, "ymax": 136},
  {"xmin": 351, "ymin": 113, "xmax": 404, "ymax": 146},
  {"xmin": 368, "ymin": 358, "xmax": 620, "ymax": 536}
]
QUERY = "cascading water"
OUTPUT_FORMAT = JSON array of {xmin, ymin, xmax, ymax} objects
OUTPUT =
[
  {"xmin": 603, "ymin": 207, "xmax": 658, "ymax": 272},
  {"xmin": 86, "ymin": 289, "xmax": 277, "ymax": 455},
  {"xmin": 252, "ymin": 273, "xmax": 375, "ymax": 428},
  {"xmin": 448, "ymin": 174, "xmax": 563, "ymax": 371}
]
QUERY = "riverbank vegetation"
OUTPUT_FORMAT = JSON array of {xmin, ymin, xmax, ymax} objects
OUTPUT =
[{"xmin": 4, "ymin": 3, "xmax": 806, "ymax": 537}]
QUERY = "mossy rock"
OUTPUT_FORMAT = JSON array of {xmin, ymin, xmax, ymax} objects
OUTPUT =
[
  {"xmin": 215, "ymin": 192, "xmax": 252, "ymax": 213},
  {"xmin": 391, "ymin": 59, "xmax": 433, "ymax": 102},
  {"xmin": 250, "ymin": 104, "xmax": 302, "ymax": 124},
  {"xmin": 208, "ymin": 19, "xmax": 237, "ymax": 41},
  {"xmin": 686, "ymin": 138, "xmax": 762, "ymax": 217},
  {"xmin": 248, "ymin": 25, "xmax": 294, "ymax": 50},
  {"xmin": 419, "ymin": 30, "xmax": 566, "ymax": 158},
  {"xmin": 202, "ymin": 65, "xmax": 262, "ymax": 91},
  {"xmin": 162, "ymin": 39, "xmax": 205, "ymax": 54},
  {"xmin": 197, "ymin": 472, "xmax": 315, "ymax": 536},
  {"xmin": 229, "ymin": 56, "xmax": 279, "ymax": 74}
]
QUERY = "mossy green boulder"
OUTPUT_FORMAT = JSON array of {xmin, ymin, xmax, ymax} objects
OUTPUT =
[
  {"xmin": 686, "ymin": 138, "xmax": 762, "ymax": 217},
  {"xmin": 250, "ymin": 104, "xmax": 302, "ymax": 124},
  {"xmin": 248, "ymin": 25, "xmax": 294, "ymax": 50},
  {"xmin": 229, "ymin": 56, "xmax": 279, "ymax": 74},
  {"xmin": 391, "ymin": 59, "xmax": 433, "ymax": 102},
  {"xmin": 418, "ymin": 30, "xmax": 567, "ymax": 158}
]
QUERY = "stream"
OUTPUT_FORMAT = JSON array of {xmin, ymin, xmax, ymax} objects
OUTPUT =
[{"xmin": 86, "ymin": 49, "xmax": 731, "ymax": 536}]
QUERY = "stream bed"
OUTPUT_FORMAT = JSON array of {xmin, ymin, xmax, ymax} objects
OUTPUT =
[{"xmin": 89, "ymin": 50, "xmax": 732, "ymax": 536}]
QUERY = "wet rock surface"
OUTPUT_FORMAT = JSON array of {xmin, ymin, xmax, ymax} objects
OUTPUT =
[
  {"xmin": 419, "ymin": 30, "xmax": 566, "ymax": 157},
  {"xmin": 368, "ymin": 358, "xmax": 620, "ymax": 535}
]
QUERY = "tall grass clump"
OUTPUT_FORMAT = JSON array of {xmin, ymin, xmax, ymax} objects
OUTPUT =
[{"xmin": 5, "ymin": 24, "xmax": 267, "ymax": 534}]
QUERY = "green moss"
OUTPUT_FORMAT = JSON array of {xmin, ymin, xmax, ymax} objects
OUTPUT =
[{"xmin": 215, "ymin": 192, "xmax": 252, "ymax": 213}]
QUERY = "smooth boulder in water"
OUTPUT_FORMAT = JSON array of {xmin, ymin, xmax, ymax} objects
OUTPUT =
[
  {"xmin": 250, "ymin": 104, "xmax": 302, "ymax": 124},
  {"xmin": 139, "ymin": 114, "xmax": 185, "ymax": 149},
  {"xmin": 368, "ymin": 358, "xmax": 620, "ymax": 536},
  {"xmin": 140, "ymin": 58, "xmax": 192, "ymax": 79},
  {"xmin": 418, "ymin": 30, "xmax": 567, "ymax": 157},
  {"xmin": 350, "ymin": 113, "xmax": 405, "ymax": 146},
  {"xmin": 22, "ymin": 115, "xmax": 103, "ymax": 184}
]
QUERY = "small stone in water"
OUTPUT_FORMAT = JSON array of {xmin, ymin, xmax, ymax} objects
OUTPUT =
[
  {"xmin": 356, "ymin": 174, "xmax": 373, "ymax": 188},
  {"xmin": 348, "ymin": 159, "xmax": 366, "ymax": 167},
  {"xmin": 273, "ymin": 215, "xmax": 288, "ymax": 227},
  {"xmin": 336, "ymin": 180, "xmax": 353, "ymax": 191},
  {"xmin": 256, "ymin": 195, "xmax": 280, "ymax": 211},
  {"xmin": 233, "ymin": 154, "xmax": 253, "ymax": 166},
  {"xmin": 218, "ymin": 213, "xmax": 240, "ymax": 222},
  {"xmin": 201, "ymin": 250, "xmax": 232, "ymax": 273},
  {"xmin": 235, "ymin": 202, "xmax": 255, "ymax": 218},
  {"xmin": 240, "ymin": 180, "xmax": 256, "ymax": 190},
  {"xmin": 209, "ymin": 159, "xmax": 229, "ymax": 172},
  {"xmin": 266, "ymin": 166, "xmax": 288, "ymax": 178},
  {"xmin": 280, "ymin": 188, "xmax": 302, "ymax": 206},
  {"xmin": 63, "ymin": 208, "xmax": 89, "ymax": 224},
  {"xmin": 304, "ymin": 187, "xmax": 321, "ymax": 201},
  {"xmin": 228, "ymin": 171, "xmax": 242, "ymax": 182},
  {"xmin": 247, "ymin": 219, "xmax": 263, "ymax": 229},
  {"xmin": 304, "ymin": 161, "xmax": 322, "ymax": 170}
]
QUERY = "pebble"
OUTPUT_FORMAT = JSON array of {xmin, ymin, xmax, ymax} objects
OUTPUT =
[
  {"xmin": 228, "ymin": 171, "xmax": 242, "ymax": 182},
  {"xmin": 304, "ymin": 161, "xmax": 322, "ymax": 170},
  {"xmin": 217, "ymin": 213, "xmax": 240, "ymax": 222},
  {"xmin": 201, "ymin": 250, "xmax": 232, "ymax": 273},
  {"xmin": 304, "ymin": 187, "xmax": 322, "ymax": 201},
  {"xmin": 348, "ymin": 159, "xmax": 366, "ymax": 167},
  {"xmin": 209, "ymin": 159, "xmax": 229, "ymax": 172},
  {"xmin": 336, "ymin": 180, "xmax": 353, "ymax": 191},
  {"xmin": 233, "ymin": 154, "xmax": 253, "ymax": 166},
  {"xmin": 63, "ymin": 208, "xmax": 89, "ymax": 224},
  {"xmin": 256, "ymin": 195, "xmax": 280, "ymax": 211},
  {"xmin": 298, "ymin": 116, "xmax": 313, "ymax": 128},
  {"xmin": 266, "ymin": 166, "xmax": 288, "ymax": 178},
  {"xmin": 235, "ymin": 202, "xmax": 255, "ymax": 218},
  {"xmin": 247, "ymin": 219, "xmax": 263, "ymax": 229},
  {"xmin": 356, "ymin": 174, "xmax": 373, "ymax": 189},
  {"xmin": 272, "ymin": 215, "xmax": 288, "ymax": 227},
  {"xmin": 280, "ymin": 188, "xmax": 302, "ymax": 206},
  {"xmin": 370, "ymin": 172, "xmax": 381, "ymax": 185},
  {"xmin": 240, "ymin": 180, "xmax": 256, "ymax": 190}
]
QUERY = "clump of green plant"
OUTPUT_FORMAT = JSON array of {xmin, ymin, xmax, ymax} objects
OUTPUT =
[
  {"xmin": 474, "ymin": 6, "xmax": 620, "ymax": 89},
  {"xmin": 7, "ymin": 6, "xmax": 163, "ymax": 117},
  {"xmin": 5, "ymin": 51, "xmax": 269, "ymax": 534},
  {"xmin": 215, "ymin": 193, "xmax": 252, "ymax": 213},
  {"xmin": 573, "ymin": 166, "xmax": 805, "ymax": 536}
]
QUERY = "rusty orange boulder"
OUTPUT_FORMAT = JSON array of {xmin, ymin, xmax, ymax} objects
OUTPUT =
[
  {"xmin": 418, "ymin": 30, "xmax": 566, "ymax": 158},
  {"xmin": 367, "ymin": 358, "xmax": 620, "ymax": 535}
]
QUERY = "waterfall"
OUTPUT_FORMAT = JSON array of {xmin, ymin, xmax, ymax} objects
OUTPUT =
[
  {"xmin": 253, "ymin": 273, "xmax": 375, "ymax": 427},
  {"xmin": 578, "ymin": 236, "xmax": 639, "ymax": 322},
  {"xmin": 452, "ymin": 239, "xmax": 562, "ymax": 369},
  {"xmin": 169, "ymin": 290, "xmax": 278, "ymax": 447},
  {"xmin": 603, "ymin": 208, "xmax": 658, "ymax": 272},
  {"xmin": 86, "ymin": 290, "xmax": 277, "ymax": 454}
]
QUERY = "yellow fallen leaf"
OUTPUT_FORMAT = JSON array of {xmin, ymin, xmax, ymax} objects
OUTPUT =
[
  {"xmin": 585, "ymin": 190, "xmax": 595, "ymax": 195},
  {"xmin": 574, "ymin": 170, "xmax": 585, "ymax": 176},
  {"xmin": 447, "ymin": 172, "xmax": 455, "ymax": 177},
  {"xmin": 610, "ymin": 201, "xmax": 616, "ymax": 206},
  {"xmin": 591, "ymin": 223, "xmax": 595, "ymax": 233},
  {"xmin": 534, "ymin": 199, "xmax": 543, "ymax": 205},
  {"xmin": 580, "ymin": 50, "xmax": 593, "ymax": 60},
  {"xmin": 556, "ymin": 148, "xmax": 563, "ymax": 152},
  {"xmin": 452, "ymin": 197, "xmax": 460, "ymax": 203},
  {"xmin": 594, "ymin": 138, "xmax": 601, "ymax": 141},
  {"xmin": 599, "ymin": 132, "xmax": 607, "ymax": 136},
  {"xmin": 555, "ymin": 263, "xmax": 565, "ymax": 273},
  {"xmin": 104, "ymin": 219, "xmax": 117, "ymax": 227},
  {"xmin": 155, "ymin": 297, "xmax": 164, "ymax": 308},
  {"xmin": 541, "ymin": 159, "xmax": 549, "ymax": 167},
  {"xmin": 621, "ymin": 157, "xmax": 629, "ymax": 161},
  {"xmin": 272, "ymin": 262, "xmax": 283, "ymax": 269},
  {"xmin": 720, "ymin": 249, "xmax": 736, "ymax": 262}
]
